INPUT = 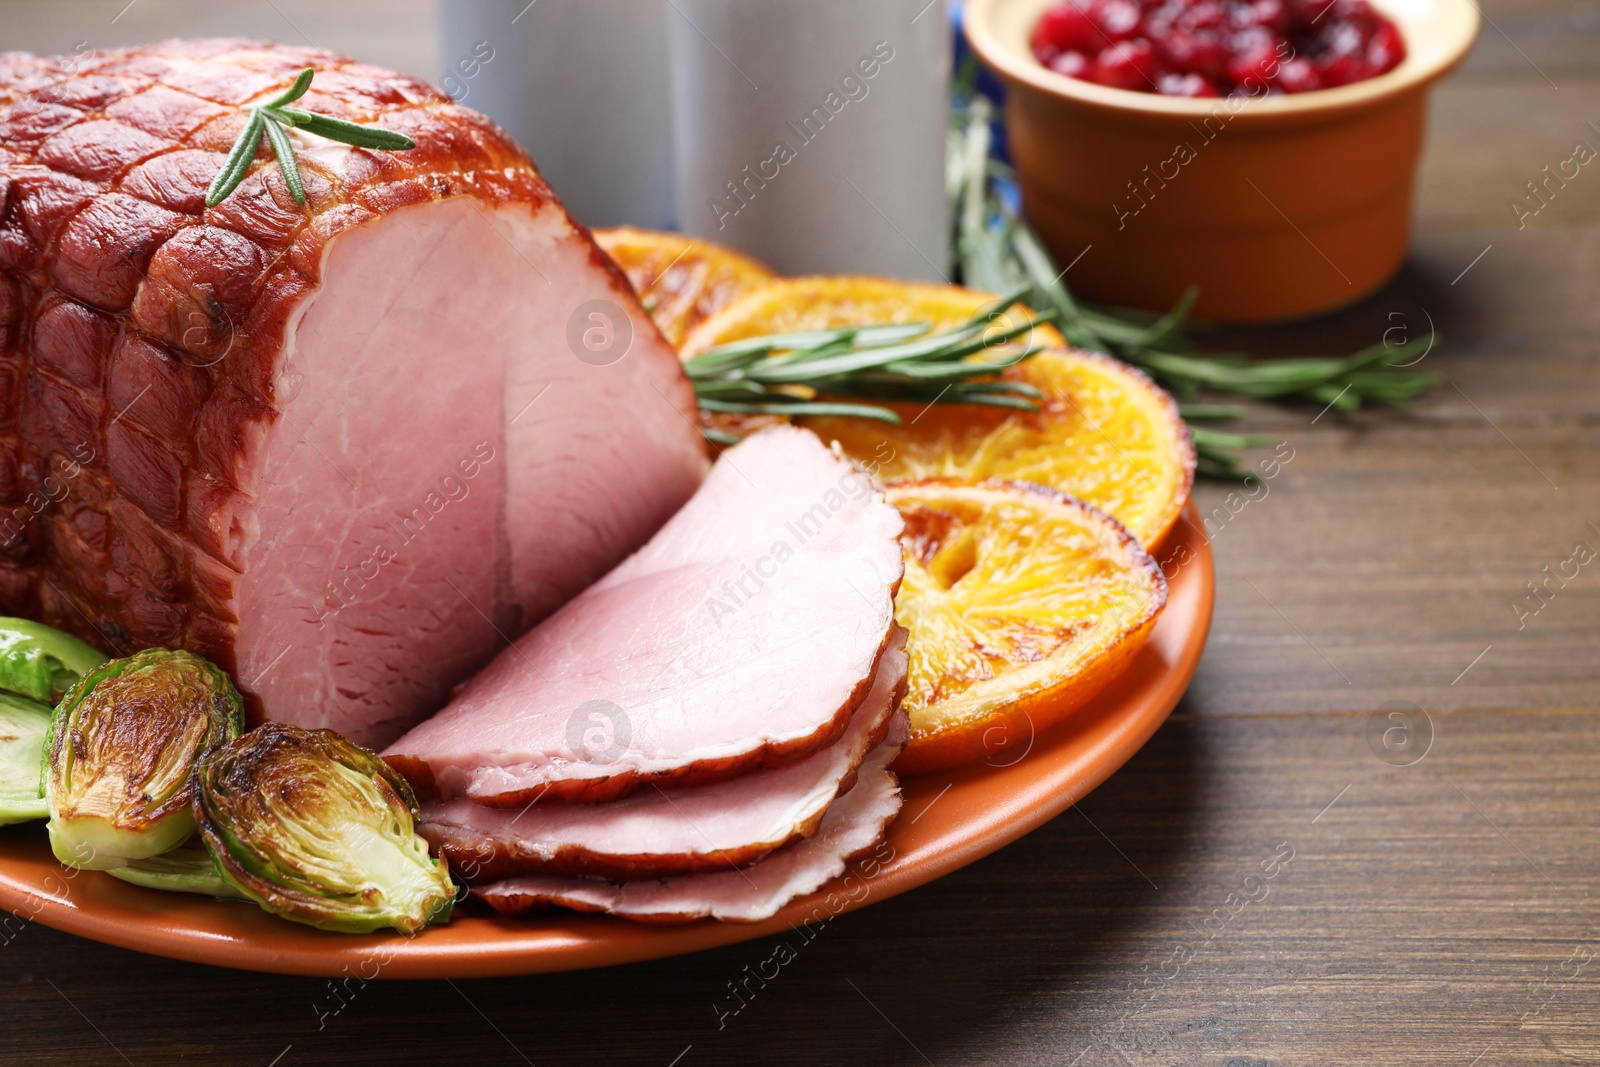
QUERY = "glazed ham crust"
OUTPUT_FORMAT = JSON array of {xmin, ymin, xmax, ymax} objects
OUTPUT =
[{"xmin": 0, "ymin": 40, "xmax": 706, "ymax": 740}]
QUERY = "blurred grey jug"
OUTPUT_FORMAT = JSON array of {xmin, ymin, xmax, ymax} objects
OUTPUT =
[
  {"xmin": 668, "ymin": 0, "xmax": 951, "ymax": 279},
  {"xmin": 437, "ymin": 0, "xmax": 676, "ymax": 228}
]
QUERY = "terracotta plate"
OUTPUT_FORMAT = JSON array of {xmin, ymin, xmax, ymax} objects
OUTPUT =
[{"xmin": 0, "ymin": 509, "xmax": 1213, "ymax": 978}]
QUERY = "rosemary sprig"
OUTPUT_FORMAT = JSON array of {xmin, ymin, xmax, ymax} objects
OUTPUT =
[
  {"xmin": 685, "ymin": 288, "xmax": 1055, "ymax": 442},
  {"xmin": 948, "ymin": 78, "xmax": 1440, "ymax": 479},
  {"xmin": 204, "ymin": 68, "xmax": 416, "ymax": 208}
]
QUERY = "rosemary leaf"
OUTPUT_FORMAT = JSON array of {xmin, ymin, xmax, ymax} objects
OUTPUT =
[
  {"xmin": 698, "ymin": 398, "xmax": 903, "ymax": 422},
  {"xmin": 1190, "ymin": 426, "xmax": 1281, "ymax": 450},
  {"xmin": 685, "ymin": 379, "xmax": 769, "ymax": 398},
  {"xmin": 744, "ymin": 328, "xmax": 981, "ymax": 381},
  {"xmin": 271, "ymin": 107, "xmax": 416, "ymax": 150},
  {"xmin": 959, "ymin": 381, "xmax": 1044, "ymax": 398},
  {"xmin": 942, "ymin": 393, "xmax": 1041, "ymax": 412},
  {"xmin": 264, "ymin": 67, "xmax": 315, "ymax": 108},
  {"xmin": 204, "ymin": 109, "xmax": 266, "ymax": 207},
  {"xmin": 260, "ymin": 114, "xmax": 306, "ymax": 204},
  {"xmin": 1127, "ymin": 286, "xmax": 1199, "ymax": 351},
  {"xmin": 882, "ymin": 347, "xmax": 1037, "ymax": 379},
  {"xmin": 739, "ymin": 313, "xmax": 1044, "ymax": 384},
  {"xmin": 1179, "ymin": 403, "xmax": 1249, "ymax": 421},
  {"xmin": 686, "ymin": 328, "xmax": 861, "ymax": 364}
]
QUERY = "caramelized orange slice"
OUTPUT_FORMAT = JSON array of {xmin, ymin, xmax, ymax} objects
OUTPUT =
[
  {"xmin": 594, "ymin": 227, "xmax": 775, "ymax": 346},
  {"xmin": 886, "ymin": 480, "xmax": 1167, "ymax": 775}
]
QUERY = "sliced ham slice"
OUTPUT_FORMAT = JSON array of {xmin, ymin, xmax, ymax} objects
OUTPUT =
[
  {"xmin": 475, "ymin": 715, "xmax": 907, "ymax": 924},
  {"xmin": 595, "ymin": 424, "xmax": 904, "ymax": 590},
  {"xmin": 422, "ymin": 626, "xmax": 907, "ymax": 881},
  {"xmin": 384, "ymin": 427, "xmax": 904, "ymax": 805}
]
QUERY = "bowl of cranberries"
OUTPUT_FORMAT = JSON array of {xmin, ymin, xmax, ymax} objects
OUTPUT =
[
  {"xmin": 1029, "ymin": 0, "xmax": 1408, "ymax": 97},
  {"xmin": 964, "ymin": 0, "xmax": 1479, "ymax": 321}
]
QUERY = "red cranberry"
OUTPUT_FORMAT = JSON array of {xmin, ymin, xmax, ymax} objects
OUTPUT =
[
  {"xmin": 1316, "ymin": 51, "xmax": 1366, "ymax": 85},
  {"xmin": 1366, "ymin": 21, "xmax": 1405, "ymax": 73},
  {"xmin": 1033, "ymin": 2, "xmax": 1102, "ymax": 53},
  {"xmin": 1049, "ymin": 50, "xmax": 1093, "ymax": 77},
  {"xmin": 1178, "ymin": 0, "xmax": 1227, "ymax": 30},
  {"xmin": 1224, "ymin": 27, "xmax": 1283, "ymax": 86},
  {"xmin": 1088, "ymin": 38, "xmax": 1158, "ymax": 89},
  {"xmin": 1159, "ymin": 29, "xmax": 1229, "ymax": 78},
  {"xmin": 1318, "ymin": 18, "xmax": 1366, "ymax": 55},
  {"xmin": 1141, "ymin": 11, "xmax": 1175, "ymax": 40},
  {"xmin": 1157, "ymin": 71, "xmax": 1222, "ymax": 95},
  {"xmin": 1274, "ymin": 55, "xmax": 1323, "ymax": 91},
  {"xmin": 1314, "ymin": 20, "xmax": 1368, "ymax": 83},
  {"xmin": 1235, "ymin": 0, "xmax": 1286, "ymax": 33},
  {"xmin": 1288, "ymin": 0, "xmax": 1336, "ymax": 27},
  {"xmin": 1093, "ymin": 0, "xmax": 1145, "ymax": 41},
  {"xmin": 1337, "ymin": 0, "xmax": 1379, "ymax": 29},
  {"xmin": 1144, "ymin": 0, "xmax": 1189, "ymax": 25}
]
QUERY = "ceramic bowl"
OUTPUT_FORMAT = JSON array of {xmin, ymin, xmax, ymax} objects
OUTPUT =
[{"xmin": 964, "ymin": 0, "xmax": 1480, "ymax": 322}]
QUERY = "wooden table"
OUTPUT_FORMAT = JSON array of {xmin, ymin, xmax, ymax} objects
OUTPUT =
[{"xmin": 3, "ymin": 2, "xmax": 1598, "ymax": 1064}]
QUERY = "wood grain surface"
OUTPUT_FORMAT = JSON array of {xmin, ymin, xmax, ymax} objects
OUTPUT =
[{"xmin": 2, "ymin": 2, "xmax": 1598, "ymax": 1065}]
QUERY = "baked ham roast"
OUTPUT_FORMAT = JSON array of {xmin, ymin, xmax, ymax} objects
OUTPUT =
[
  {"xmin": 384, "ymin": 425, "xmax": 906, "ymax": 804},
  {"xmin": 0, "ymin": 40, "xmax": 706, "ymax": 746}
]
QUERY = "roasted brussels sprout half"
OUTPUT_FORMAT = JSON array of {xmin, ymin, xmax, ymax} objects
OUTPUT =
[
  {"xmin": 0, "ymin": 617, "xmax": 106, "ymax": 705},
  {"xmin": 107, "ymin": 841, "xmax": 242, "ymax": 898},
  {"xmin": 47, "ymin": 649, "xmax": 243, "ymax": 870},
  {"xmin": 195, "ymin": 723, "xmax": 455, "ymax": 934},
  {"xmin": 0, "ymin": 692, "xmax": 52, "ymax": 826}
]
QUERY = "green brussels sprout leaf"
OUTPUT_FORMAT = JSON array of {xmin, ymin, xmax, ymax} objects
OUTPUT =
[
  {"xmin": 107, "ymin": 841, "xmax": 245, "ymax": 899},
  {"xmin": 0, "ymin": 617, "xmax": 107, "ymax": 705},
  {"xmin": 0, "ymin": 692, "xmax": 52, "ymax": 826},
  {"xmin": 195, "ymin": 723, "xmax": 455, "ymax": 935},
  {"xmin": 47, "ymin": 649, "xmax": 243, "ymax": 870}
]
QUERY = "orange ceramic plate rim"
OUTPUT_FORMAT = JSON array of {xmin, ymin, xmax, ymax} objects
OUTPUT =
[{"xmin": 0, "ymin": 508, "xmax": 1213, "ymax": 978}]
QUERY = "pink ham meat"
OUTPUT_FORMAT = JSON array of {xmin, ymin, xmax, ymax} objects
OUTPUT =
[
  {"xmin": 476, "ymin": 716, "xmax": 907, "ymax": 924},
  {"xmin": 384, "ymin": 425, "xmax": 905, "ymax": 804},
  {"xmin": 0, "ymin": 40, "xmax": 706, "ymax": 746},
  {"xmin": 422, "ymin": 626, "xmax": 907, "ymax": 881}
]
